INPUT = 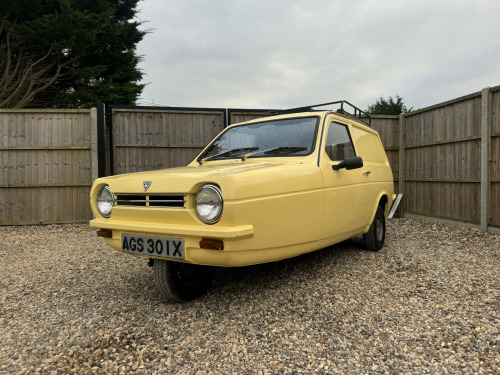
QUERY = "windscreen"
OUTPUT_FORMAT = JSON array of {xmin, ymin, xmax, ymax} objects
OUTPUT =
[{"xmin": 199, "ymin": 117, "xmax": 319, "ymax": 162}]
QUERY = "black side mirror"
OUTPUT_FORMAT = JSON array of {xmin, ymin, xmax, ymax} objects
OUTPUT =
[{"xmin": 332, "ymin": 156, "xmax": 363, "ymax": 171}]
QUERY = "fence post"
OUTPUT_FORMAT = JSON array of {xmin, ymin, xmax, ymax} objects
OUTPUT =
[
  {"xmin": 398, "ymin": 113, "xmax": 406, "ymax": 217},
  {"xmin": 90, "ymin": 107, "xmax": 98, "ymax": 184},
  {"xmin": 480, "ymin": 88, "xmax": 491, "ymax": 232},
  {"xmin": 97, "ymin": 103, "xmax": 107, "ymax": 177}
]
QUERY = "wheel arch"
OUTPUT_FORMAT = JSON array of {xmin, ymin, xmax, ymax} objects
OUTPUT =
[
  {"xmin": 368, "ymin": 192, "xmax": 390, "ymax": 223},
  {"xmin": 379, "ymin": 194, "xmax": 388, "ymax": 210}
]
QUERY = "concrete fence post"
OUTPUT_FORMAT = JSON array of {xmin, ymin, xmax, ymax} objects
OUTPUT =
[
  {"xmin": 480, "ymin": 87, "xmax": 491, "ymax": 232},
  {"xmin": 398, "ymin": 113, "xmax": 406, "ymax": 217}
]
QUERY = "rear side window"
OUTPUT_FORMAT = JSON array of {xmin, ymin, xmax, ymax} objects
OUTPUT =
[{"xmin": 325, "ymin": 122, "xmax": 356, "ymax": 161}]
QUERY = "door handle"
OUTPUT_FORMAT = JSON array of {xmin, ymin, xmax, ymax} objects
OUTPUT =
[{"xmin": 362, "ymin": 170, "xmax": 371, "ymax": 175}]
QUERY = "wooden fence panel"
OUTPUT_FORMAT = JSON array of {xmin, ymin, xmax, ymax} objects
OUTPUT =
[
  {"xmin": 405, "ymin": 96, "xmax": 482, "ymax": 147},
  {"xmin": 371, "ymin": 116, "xmax": 399, "ymax": 188},
  {"xmin": 405, "ymin": 181, "xmax": 480, "ymax": 223},
  {"xmin": 0, "ymin": 109, "xmax": 96, "ymax": 225},
  {"xmin": 491, "ymin": 180, "xmax": 500, "ymax": 226},
  {"xmin": 112, "ymin": 109, "xmax": 225, "ymax": 174},
  {"xmin": 404, "ymin": 141, "xmax": 481, "ymax": 181},
  {"xmin": 371, "ymin": 116, "xmax": 399, "ymax": 148},
  {"xmin": 229, "ymin": 110, "xmax": 270, "ymax": 125},
  {"xmin": 403, "ymin": 94, "xmax": 482, "ymax": 224}
]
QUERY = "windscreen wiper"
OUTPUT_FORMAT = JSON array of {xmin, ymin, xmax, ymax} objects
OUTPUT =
[
  {"xmin": 242, "ymin": 146, "xmax": 307, "ymax": 160},
  {"xmin": 200, "ymin": 147, "xmax": 259, "ymax": 164}
]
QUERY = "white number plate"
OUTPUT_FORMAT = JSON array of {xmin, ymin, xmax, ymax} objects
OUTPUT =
[{"xmin": 121, "ymin": 234, "xmax": 185, "ymax": 259}]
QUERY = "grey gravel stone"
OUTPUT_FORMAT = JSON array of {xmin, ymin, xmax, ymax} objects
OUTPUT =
[{"xmin": 0, "ymin": 219, "xmax": 499, "ymax": 374}]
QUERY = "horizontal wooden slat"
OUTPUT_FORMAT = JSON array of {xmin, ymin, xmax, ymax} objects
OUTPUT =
[
  {"xmin": 0, "ymin": 183, "xmax": 91, "ymax": 188},
  {"xmin": 404, "ymin": 136, "xmax": 481, "ymax": 149},
  {"xmin": 114, "ymin": 144, "xmax": 203, "ymax": 149},
  {"xmin": 0, "ymin": 219, "xmax": 90, "ymax": 226},
  {"xmin": 0, "ymin": 109, "xmax": 90, "ymax": 113},
  {"xmin": 112, "ymin": 109, "xmax": 224, "ymax": 116},
  {"xmin": 404, "ymin": 178, "xmax": 480, "ymax": 183},
  {"xmin": 0, "ymin": 146, "xmax": 90, "ymax": 150}
]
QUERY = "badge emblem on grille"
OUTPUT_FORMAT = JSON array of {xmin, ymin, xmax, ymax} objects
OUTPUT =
[{"xmin": 143, "ymin": 181, "xmax": 152, "ymax": 191}]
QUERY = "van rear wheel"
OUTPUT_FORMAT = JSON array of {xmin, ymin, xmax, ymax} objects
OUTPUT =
[
  {"xmin": 153, "ymin": 260, "xmax": 215, "ymax": 302},
  {"xmin": 363, "ymin": 205, "xmax": 385, "ymax": 251}
]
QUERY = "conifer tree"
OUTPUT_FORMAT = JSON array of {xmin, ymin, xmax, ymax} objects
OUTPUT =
[
  {"xmin": 366, "ymin": 95, "xmax": 412, "ymax": 115},
  {"xmin": 0, "ymin": 0, "xmax": 146, "ymax": 108}
]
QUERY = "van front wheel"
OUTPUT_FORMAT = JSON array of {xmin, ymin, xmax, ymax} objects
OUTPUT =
[
  {"xmin": 363, "ymin": 205, "xmax": 385, "ymax": 251},
  {"xmin": 153, "ymin": 260, "xmax": 215, "ymax": 302}
]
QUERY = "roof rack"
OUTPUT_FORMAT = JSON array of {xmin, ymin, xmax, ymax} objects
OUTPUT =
[{"xmin": 268, "ymin": 100, "xmax": 371, "ymax": 127}]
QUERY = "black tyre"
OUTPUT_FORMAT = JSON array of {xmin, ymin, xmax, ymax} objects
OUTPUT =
[
  {"xmin": 153, "ymin": 260, "xmax": 215, "ymax": 302},
  {"xmin": 363, "ymin": 205, "xmax": 386, "ymax": 251}
]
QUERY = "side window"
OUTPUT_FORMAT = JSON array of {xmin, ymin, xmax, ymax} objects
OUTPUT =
[{"xmin": 325, "ymin": 122, "xmax": 356, "ymax": 161}]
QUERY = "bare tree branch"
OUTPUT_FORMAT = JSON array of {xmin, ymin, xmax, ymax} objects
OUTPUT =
[{"xmin": 0, "ymin": 18, "xmax": 79, "ymax": 108}]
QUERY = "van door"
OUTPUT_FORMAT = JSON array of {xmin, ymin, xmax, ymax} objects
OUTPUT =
[{"xmin": 320, "ymin": 121, "xmax": 374, "ymax": 239}]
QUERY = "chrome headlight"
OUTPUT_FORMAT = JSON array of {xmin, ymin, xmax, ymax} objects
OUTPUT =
[
  {"xmin": 97, "ymin": 185, "xmax": 115, "ymax": 218},
  {"xmin": 195, "ymin": 184, "xmax": 223, "ymax": 224}
]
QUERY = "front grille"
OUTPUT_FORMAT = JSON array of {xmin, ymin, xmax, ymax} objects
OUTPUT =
[{"xmin": 115, "ymin": 194, "xmax": 186, "ymax": 208}]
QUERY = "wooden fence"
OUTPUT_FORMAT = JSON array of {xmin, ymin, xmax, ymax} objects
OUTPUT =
[
  {"xmin": 401, "ymin": 93, "xmax": 482, "ymax": 225},
  {"xmin": 111, "ymin": 108, "xmax": 225, "ymax": 174},
  {"xmin": 370, "ymin": 115, "xmax": 400, "ymax": 194},
  {"xmin": 398, "ymin": 86, "xmax": 499, "ymax": 231},
  {"xmin": 0, "ymin": 109, "xmax": 97, "ymax": 225},
  {"xmin": 228, "ymin": 109, "xmax": 273, "ymax": 125},
  {"xmin": 1, "ymin": 87, "xmax": 499, "ymax": 230}
]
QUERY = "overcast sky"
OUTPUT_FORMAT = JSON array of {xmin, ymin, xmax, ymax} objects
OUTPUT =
[{"xmin": 134, "ymin": 0, "xmax": 500, "ymax": 111}]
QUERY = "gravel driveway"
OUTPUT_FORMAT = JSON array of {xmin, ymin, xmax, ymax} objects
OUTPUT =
[{"xmin": 0, "ymin": 219, "xmax": 499, "ymax": 374}]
